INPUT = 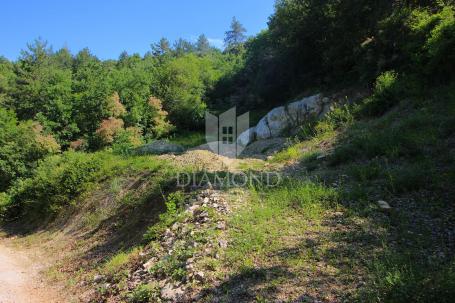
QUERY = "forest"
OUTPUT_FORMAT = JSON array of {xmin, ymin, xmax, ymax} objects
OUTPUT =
[{"xmin": 2, "ymin": 0, "xmax": 454, "ymax": 194}]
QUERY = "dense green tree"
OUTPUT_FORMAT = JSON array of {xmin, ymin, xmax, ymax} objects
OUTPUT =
[
  {"xmin": 0, "ymin": 108, "xmax": 59, "ymax": 191},
  {"xmin": 173, "ymin": 38, "xmax": 195, "ymax": 56},
  {"xmin": 71, "ymin": 48, "xmax": 113, "ymax": 136},
  {"xmin": 10, "ymin": 40, "xmax": 75, "ymax": 143},
  {"xmin": 0, "ymin": 57, "xmax": 15, "ymax": 106}
]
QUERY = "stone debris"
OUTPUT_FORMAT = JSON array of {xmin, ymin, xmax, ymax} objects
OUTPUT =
[
  {"xmin": 90, "ymin": 189, "xmax": 231, "ymax": 302},
  {"xmin": 161, "ymin": 283, "xmax": 185, "ymax": 301},
  {"xmin": 93, "ymin": 274, "xmax": 105, "ymax": 283}
]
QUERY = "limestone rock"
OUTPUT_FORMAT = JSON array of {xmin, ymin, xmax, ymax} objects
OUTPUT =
[
  {"xmin": 377, "ymin": 200, "xmax": 392, "ymax": 211},
  {"xmin": 254, "ymin": 94, "xmax": 326, "ymax": 140},
  {"xmin": 143, "ymin": 257, "xmax": 158, "ymax": 271},
  {"xmin": 255, "ymin": 116, "xmax": 272, "ymax": 140},
  {"xmin": 194, "ymin": 271, "xmax": 205, "ymax": 282},
  {"xmin": 218, "ymin": 239, "xmax": 228, "ymax": 248},
  {"xmin": 265, "ymin": 106, "xmax": 290, "ymax": 137},
  {"xmin": 237, "ymin": 127, "xmax": 256, "ymax": 147},
  {"xmin": 135, "ymin": 140, "xmax": 184, "ymax": 155},
  {"xmin": 93, "ymin": 274, "xmax": 105, "ymax": 283}
]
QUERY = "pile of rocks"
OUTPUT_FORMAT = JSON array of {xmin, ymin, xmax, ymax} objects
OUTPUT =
[{"xmin": 90, "ymin": 190, "xmax": 231, "ymax": 302}]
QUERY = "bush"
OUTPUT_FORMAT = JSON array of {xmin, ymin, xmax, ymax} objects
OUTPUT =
[
  {"xmin": 3, "ymin": 151, "xmax": 102, "ymax": 219},
  {"xmin": 112, "ymin": 127, "xmax": 144, "ymax": 156},
  {"xmin": 144, "ymin": 191, "xmax": 185, "ymax": 241},
  {"xmin": 410, "ymin": 6, "xmax": 455, "ymax": 80},
  {"xmin": 69, "ymin": 138, "xmax": 87, "ymax": 151},
  {"xmin": 128, "ymin": 283, "xmax": 161, "ymax": 303},
  {"xmin": 361, "ymin": 71, "xmax": 402, "ymax": 116},
  {"xmin": 0, "ymin": 108, "xmax": 60, "ymax": 191}
]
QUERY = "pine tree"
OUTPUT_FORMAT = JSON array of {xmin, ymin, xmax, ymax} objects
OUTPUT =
[
  {"xmin": 151, "ymin": 38, "xmax": 171, "ymax": 56},
  {"xmin": 224, "ymin": 17, "xmax": 247, "ymax": 52},
  {"xmin": 196, "ymin": 34, "xmax": 211, "ymax": 55}
]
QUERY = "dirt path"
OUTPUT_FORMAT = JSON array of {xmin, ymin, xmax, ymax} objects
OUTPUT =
[{"xmin": 0, "ymin": 242, "xmax": 62, "ymax": 303}]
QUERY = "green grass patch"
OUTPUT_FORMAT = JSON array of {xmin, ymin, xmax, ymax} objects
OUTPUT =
[
  {"xmin": 226, "ymin": 180, "xmax": 339, "ymax": 267},
  {"xmin": 167, "ymin": 131, "xmax": 206, "ymax": 148}
]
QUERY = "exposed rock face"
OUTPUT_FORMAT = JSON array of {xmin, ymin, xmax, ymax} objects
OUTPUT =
[
  {"xmin": 255, "ymin": 117, "xmax": 271, "ymax": 140},
  {"xmin": 135, "ymin": 140, "xmax": 184, "ymax": 155},
  {"xmin": 237, "ymin": 127, "xmax": 256, "ymax": 147},
  {"xmin": 242, "ymin": 94, "xmax": 333, "ymax": 145},
  {"xmin": 239, "ymin": 137, "xmax": 288, "ymax": 159}
]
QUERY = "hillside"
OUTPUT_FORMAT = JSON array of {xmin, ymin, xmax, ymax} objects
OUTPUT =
[
  {"xmin": 1, "ymin": 1, "xmax": 455, "ymax": 302},
  {"xmin": 1, "ymin": 80, "xmax": 454, "ymax": 302}
]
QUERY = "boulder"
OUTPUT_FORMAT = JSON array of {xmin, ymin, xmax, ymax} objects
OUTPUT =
[
  {"xmin": 253, "ymin": 94, "xmax": 327, "ymax": 140},
  {"xmin": 265, "ymin": 106, "xmax": 289, "ymax": 138},
  {"xmin": 255, "ymin": 116, "xmax": 272, "ymax": 140},
  {"xmin": 237, "ymin": 127, "xmax": 256, "ymax": 147},
  {"xmin": 286, "ymin": 94, "xmax": 322, "ymax": 124},
  {"xmin": 135, "ymin": 140, "xmax": 184, "ymax": 155}
]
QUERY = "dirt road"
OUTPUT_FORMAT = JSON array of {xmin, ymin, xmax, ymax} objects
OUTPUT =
[{"xmin": 0, "ymin": 243, "xmax": 61, "ymax": 303}]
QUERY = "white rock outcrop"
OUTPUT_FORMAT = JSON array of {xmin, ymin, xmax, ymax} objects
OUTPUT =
[
  {"xmin": 237, "ymin": 127, "xmax": 256, "ymax": 147},
  {"xmin": 255, "ymin": 116, "xmax": 272, "ymax": 140},
  {"xmin": 246, "ymin": 94, "xmax": 332, "ymax": 143}
]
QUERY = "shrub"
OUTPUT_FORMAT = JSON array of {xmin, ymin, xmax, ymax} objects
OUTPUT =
[
  {"xmin": 32, "ymin": 123, "xmax": 61, "ymax": 154},
  {"xmin": 325, "ymin": 104, "xmax": 354, "ymax": 129},
  {"xmin": 69, "ymin": 138, "xmax": 87, "ymax": 151},
  {"xmin": 128, "ymin": 283, "xmax": 161, "ymax": 303},
  {"xmin": 0, "ymin": 109, "xmax": 60, "ymax": 191},
  {"xmin": 0, "ymin": 192, "xmax": 10, "ymax": 218},
  {"xmin": 112, "ymin": 127, "xmax": 143, "ymax": 156},
  {"xmin": 361, "ymin": 71, "xmax": 402, "ymax": 116},
  {"xmin": 409, "ymin": 6, "xmax": 455, "ymax": 80},
  {"xmin": 4, "ymin": 151, "xmax": 102, "ymax": 219},
  {"xmin": 144, "ymin": 191, "xmax": 185, "ymax": 241}
]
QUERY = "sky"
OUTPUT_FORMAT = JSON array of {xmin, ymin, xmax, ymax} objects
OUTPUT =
[{"xmin": 0, "ymin": 0, "xmax": 276, "ymax": 61}]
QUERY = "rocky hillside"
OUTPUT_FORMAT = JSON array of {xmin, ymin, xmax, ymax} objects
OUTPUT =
[{"xmin": 2, "ymin": 77, "xmax": 454, "ymax": 303}]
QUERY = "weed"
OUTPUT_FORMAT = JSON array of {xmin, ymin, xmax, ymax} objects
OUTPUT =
[
  {"xmin": 144, "ymin": 191, "xmax": 185, "ymax": 241},
  {"xmin": 128, "ymin": 282, "xmax": 161, "ymax": 303}
]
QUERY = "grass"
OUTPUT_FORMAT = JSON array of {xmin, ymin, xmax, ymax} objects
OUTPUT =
[
  {"xmin": 103, "ymin": 251, "xmax": 132, "ymax": 276},
  {"xmin": 166, "ymin": 131, "xmax": 206, "ymax": 148},
  {"xmin": 226, "ymin": 180, "xmax": 339, "ymax": 267},
  {"xmin": 217, "ymin": 80, "xmax": 455, "ymax": 301}
]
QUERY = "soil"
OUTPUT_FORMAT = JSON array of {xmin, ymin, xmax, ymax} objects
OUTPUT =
[{"xmin": 0, "ymin": 239, "xmax": 63, "ymax": 303}]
